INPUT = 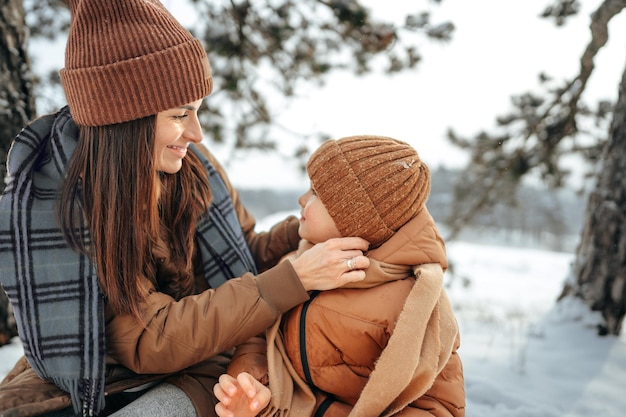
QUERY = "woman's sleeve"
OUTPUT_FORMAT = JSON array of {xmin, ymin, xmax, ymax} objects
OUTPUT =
[{"xmin": 105, "ymin": 262, "xmax": 308, "ymax": 375}]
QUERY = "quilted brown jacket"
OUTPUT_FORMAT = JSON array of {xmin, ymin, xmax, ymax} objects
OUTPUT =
[{"xmin": 230, "ymin": 208, "xmax": 465, "ymax": 416}]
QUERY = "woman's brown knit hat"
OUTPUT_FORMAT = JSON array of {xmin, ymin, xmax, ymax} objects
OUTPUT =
[
  {"xmin": 59, "ymin": 0, "xmax": 213, "ymax": 126},
  {"xmin": 307, "ymin": 135, "xmax": 430, "ymax": 247}
]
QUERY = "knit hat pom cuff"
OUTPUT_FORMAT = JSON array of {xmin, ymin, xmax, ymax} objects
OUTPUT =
[
  {"xmin": 60, "ymin": 39, "xmax": 212, "ymax": 126},
  {"xmin": 309, "ymin": 141, "xmax": 394, "ymax": 246},
  {"xmin": 307, "ymin": 136, "xmax": 431, "ymax": 247}
]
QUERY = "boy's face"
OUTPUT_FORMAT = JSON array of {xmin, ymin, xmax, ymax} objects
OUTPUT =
[{"xmin": 297, "ymin": 188, "xmax": 342, "ymax": 244}]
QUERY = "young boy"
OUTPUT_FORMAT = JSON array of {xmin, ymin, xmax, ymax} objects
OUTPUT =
[{"xmin": 215, "ymin": 136, "xmax": 465, "ymax": 417}]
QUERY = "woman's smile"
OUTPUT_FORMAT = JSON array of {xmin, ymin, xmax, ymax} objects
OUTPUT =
[{"xmin": 167, "ymin": 144, "xmax": 188, "ymax": 158}]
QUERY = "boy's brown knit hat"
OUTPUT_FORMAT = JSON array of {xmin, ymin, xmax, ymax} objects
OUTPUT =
[
  {"xmin": 307, "ymin": 135, "xmax": 430, "ymax": 247},
  {"xmin": 59, "ymin": 0, "xmax": 213, "ymax": 126}
]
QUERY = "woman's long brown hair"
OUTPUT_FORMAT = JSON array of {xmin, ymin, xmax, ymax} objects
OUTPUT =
[{"xmin": 57, "ymin": 116, "xmax": 212, "ymax": 320}]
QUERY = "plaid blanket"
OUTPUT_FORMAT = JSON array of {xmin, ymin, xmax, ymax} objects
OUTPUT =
[{"xmin": 0, "ymin": 107, "xmax": 256, "ymax": 415}]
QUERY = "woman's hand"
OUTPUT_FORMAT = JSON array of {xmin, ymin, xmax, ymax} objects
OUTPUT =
[
  {"xmin": 214, "ymin": 372, "xmax": 271, "ymax": 417},
  {"xmin": 290, "ymin": 237, "xmax": 370, "ymax": 291}
]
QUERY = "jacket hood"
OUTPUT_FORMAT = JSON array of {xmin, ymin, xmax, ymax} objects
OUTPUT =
[
  {"xmin": 368, "ymin": 207, "xmax": 447, "ymax": 270},
  {"xmin": 339, "ymin": 207, "xmax": 446, "ymax": 290}
]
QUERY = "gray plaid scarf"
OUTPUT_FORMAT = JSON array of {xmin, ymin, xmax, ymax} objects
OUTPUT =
[{"xmin": 0, "ymin": 107, "xmax": 256, "ymax": 416}]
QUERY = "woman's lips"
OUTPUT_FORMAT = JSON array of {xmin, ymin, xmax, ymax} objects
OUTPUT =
[{"xmin": 167, "ymin": 145, "xmax": 188, "ymax": 157}]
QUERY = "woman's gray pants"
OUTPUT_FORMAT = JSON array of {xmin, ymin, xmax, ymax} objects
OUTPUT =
[{"xmin": 42, "ymin": 382, "xmax": 197, "ymax": 417}]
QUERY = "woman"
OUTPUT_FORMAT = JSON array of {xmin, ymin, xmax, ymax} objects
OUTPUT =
[{"xmin": 0, "ymin": 1, "xmax": 369, "ymax": 416}]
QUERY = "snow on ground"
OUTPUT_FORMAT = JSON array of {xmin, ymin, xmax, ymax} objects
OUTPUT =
[{"xmin": 444, "ymin": 241, "xmax": 626, "ymax": 416}]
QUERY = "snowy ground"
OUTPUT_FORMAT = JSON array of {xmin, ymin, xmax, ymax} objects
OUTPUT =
[
  {"xmin": 445, "ymin": 241, "xmax": 626, "ymax": 417},
  {"xmin": 1, "ymin": 238, "xmax": 625, "ymax": 416}
]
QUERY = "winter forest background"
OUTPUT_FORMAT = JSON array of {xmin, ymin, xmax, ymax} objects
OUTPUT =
[{"xmin": 2, "ymin": 0, "xmax": 626, "ymax": 415}]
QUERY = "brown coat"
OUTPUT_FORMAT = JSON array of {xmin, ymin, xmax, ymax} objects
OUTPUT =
[
  {"xmin": 0, "ymin": 145, "xmax": 305, "ymax": 417},
  {"xmin": 231, "ymin": 209, "xmax": 465, "ymax": 416}
]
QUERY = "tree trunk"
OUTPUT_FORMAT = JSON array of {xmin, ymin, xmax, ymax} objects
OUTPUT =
[
  {"xmin": 559, "ymin": 63, "xmax": 626, "ymax": 336},
  {"xmin": 0, "ymin": 0, "xmax": 35, "ymax": 346},
  {"xmin": 1, "ymin": 0, "xmax": 36, "ymax": 188}
]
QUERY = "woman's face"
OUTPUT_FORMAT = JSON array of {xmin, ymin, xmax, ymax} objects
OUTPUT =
[
  {"xmin": 297, "ymin": 188, "xmax": 342, "ymax": 244},
  {"xmin": 154, "ymin": 99, "xmax": 204, "ymax": 174}
]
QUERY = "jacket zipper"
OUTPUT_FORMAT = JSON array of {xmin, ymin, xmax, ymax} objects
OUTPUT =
[{"xmin": 298, "ymin": 290, "xmax": 336, "ymax": 416}]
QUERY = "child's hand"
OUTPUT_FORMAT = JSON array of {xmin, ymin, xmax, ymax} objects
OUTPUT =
[{"xmin": 214, "ymin": 372, "xmax": 271, "ymax": 417}]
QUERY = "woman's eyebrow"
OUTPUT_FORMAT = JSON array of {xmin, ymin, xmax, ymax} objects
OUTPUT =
[{"xmin": 178, "ymin": 104, "xmax": 197, "ymax": 111}]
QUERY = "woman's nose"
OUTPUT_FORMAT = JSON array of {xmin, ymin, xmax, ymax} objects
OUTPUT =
[{"xmin": 185, "ymin": 115, "xmax": 203, "ymax": 143}]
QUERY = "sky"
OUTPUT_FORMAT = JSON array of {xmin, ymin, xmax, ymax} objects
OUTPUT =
[{"xmin": 2, "ymin": 221, "xmax": 625, "ymax": 416}]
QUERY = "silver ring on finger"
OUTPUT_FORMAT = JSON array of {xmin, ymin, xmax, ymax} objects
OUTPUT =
[{"xmin": 346, "ymin": 257, "xmax": 356, "ymax": 271}]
